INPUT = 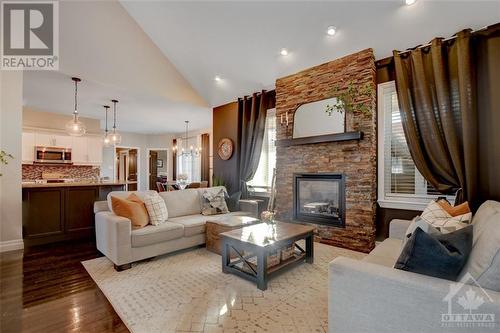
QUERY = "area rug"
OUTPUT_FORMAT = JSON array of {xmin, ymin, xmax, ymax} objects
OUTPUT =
[{"xmin": 82, "ymin": 242, "xmax": 365, "ymax": 333}]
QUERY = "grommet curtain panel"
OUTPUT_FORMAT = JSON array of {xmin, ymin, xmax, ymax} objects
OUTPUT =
[
  {"xmin": 393, "ymin": 29, "xmax": 478, "ymax": 208},
  {"xmin": 238, "ymin": 90, "xmax": 275, "ymax": 198}
]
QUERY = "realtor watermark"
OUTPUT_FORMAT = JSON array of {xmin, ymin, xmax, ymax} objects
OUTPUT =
[
  {"xmin": 442, "ymin": 273, "xmax": 496, "ymax": 329},
  {"xmin": 1, "ymin": 1, "xmax": 59, "ymax": 70}
]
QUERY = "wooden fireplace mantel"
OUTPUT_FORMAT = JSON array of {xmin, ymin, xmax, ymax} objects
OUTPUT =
[{"xmin": 275, "ymin": 131, "xmax": 363, "ymax": 147}]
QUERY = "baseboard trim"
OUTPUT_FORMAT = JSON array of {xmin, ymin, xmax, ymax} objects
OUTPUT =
[{"xmin": 0, "ymin": 239, "xmax": 24, "ymax": 253}]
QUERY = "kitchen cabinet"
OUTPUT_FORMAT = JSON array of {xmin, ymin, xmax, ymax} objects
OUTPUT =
[
  {"xmin": 71, "ymin": 136, "xmax": 88, "ymax": 164},
  {"xmin": 22, "ymin": 132, "xmax": 35, "ymax": 163},
  {"xmin": 35, "ymin": 133, "xmax": 72, "ymax": 148},
  {"xmin": 87, "ymin": 137, "xmax": 103, "ymax": 165}
]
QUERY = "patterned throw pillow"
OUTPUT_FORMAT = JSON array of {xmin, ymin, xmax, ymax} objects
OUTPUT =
[
  {"xmin": 144, "ymin": 192, "xmax": 168, "ymax": 225},
  {"xmin": 421, "ymin": 200, "xmax": 472, "ymax": 233},
  {"xmin": 201, "ymin": 188, "xmax": 229, "ymax": 216}
]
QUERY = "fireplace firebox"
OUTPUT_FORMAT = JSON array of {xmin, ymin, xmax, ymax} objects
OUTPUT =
[{"xmin": 293, "ymin": 173, "xmax": 345, "ymax": 227}]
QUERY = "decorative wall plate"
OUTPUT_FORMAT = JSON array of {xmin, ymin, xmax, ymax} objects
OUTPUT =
[{"xmin": 217, "ymin": 138, "xmax": 234, "ymax": 160}]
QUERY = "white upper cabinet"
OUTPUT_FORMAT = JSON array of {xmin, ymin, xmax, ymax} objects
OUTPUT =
[
  {"xmin": 71, "ymin": 136, "xmax": 88, "ymax": 164},
  {"xmin": 35, "ymin": 133, "xmax": 72, "ymax": 148},
  {"xmin": 22, "ymin": 132, "xmax": 35, "ymax": 163},
  {"xmin": 25, "ymin": 130, "xmax": 103, "ymax": 166},
  {"xmin": 87, "ymin": 137, "xmax": 103, "ymax": 165}
]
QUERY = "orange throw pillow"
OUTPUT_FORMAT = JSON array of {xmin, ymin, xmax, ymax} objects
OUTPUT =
[
  {"xmin": 111, "ymin": 194, "xmax": 149, "ymax": 229},
  {"xmin": 437, "ymin": 199, "xmax": 471, "ymax": 217}
]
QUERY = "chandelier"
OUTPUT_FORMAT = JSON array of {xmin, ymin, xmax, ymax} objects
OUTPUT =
[{"xmin": 173, "ymin": 121, "xmax": 201, "ymax": 157}]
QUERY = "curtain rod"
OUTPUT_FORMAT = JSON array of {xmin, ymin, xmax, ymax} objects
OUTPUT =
[{"xmin": 395, "ymin": 25, "xmax": 489, "ymax": 56}]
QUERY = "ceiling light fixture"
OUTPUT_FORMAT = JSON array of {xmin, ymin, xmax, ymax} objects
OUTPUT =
[
  {"xmin": 110, "ymin": 99, "xmax": 122, "ymax": 145},
  {"xmin": 280, "ymin": 48, "xmax": 288, "ymax": 56},
  {"xmin": 214, "ymin": 75, "xmax": 221, "ymax": 82},
  {"xmin": 327, "ymin": 26, "xmax": 337, "ymax": 36},
  {"xmin": 102, "ymin": 105, "xmax": 112, "ymax": 147},
  {"xmin": 65, "ymin": 77, "xmax": 87, "ymax": 136},
  {"xmin": 405, "ymin": 0, "xmax": 416, "ymax": 6}
]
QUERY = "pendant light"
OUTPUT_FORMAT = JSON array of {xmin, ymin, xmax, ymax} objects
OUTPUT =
[
  {"xmin": 110, "ymin": 99, "xmax": 122, "ymax": 145},
  {"xmin": 102, "ymin": 105, "xmax": 112, "ymax": 147},
  {"xmin": 65, "ymin": 77, "xmax": 87, "ymax": 136}
]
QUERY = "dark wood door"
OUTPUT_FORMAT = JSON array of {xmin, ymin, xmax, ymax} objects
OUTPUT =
[
  {"xmin": 128, "ymin": 150, "xmax": 137, "ymax": 181},
  {"xmin": 149, "ymin": 150, "xmax": 158, "ymax": 190},
  {"xmin": 65, "ymin": 187, "xmax": 99, "ymax": 234},
  {"xmin": 23, "ymin": 188, "xmax": 64, "ymax": 238}
]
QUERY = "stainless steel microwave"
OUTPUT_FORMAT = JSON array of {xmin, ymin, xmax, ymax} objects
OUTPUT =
[{"xmin": 34, "ymin": 146, "xmax": 72, "ymax": 164}]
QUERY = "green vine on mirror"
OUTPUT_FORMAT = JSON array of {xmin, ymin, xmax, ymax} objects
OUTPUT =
[
  {"xmin": 325, "ymin": 80, "xmax": 374, "ymax": 117},
  {"xmin": 0, "ymin": 150, "xmax": 14, "ymax": 176}
]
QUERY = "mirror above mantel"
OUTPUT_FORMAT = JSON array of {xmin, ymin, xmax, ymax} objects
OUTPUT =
[
  {"xmin": 292, "ymin": 97, "xmax": 345, "ymax": 139},
  {"xmin": 276, "ymin": 97, "xmax": 363, "ymax": 148}
]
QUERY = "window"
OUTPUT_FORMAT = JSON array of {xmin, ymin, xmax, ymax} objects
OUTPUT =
[
  {"xmin": 247, "ymin": 108, "xmax": 276, "ymax": 195},
  {"xmin": 377, "ymin": 82, "xmax": 453, "ymax": 210},
  {"xmin": 176, "ymin": 135, "xmax": 201, "ymax": 183}
]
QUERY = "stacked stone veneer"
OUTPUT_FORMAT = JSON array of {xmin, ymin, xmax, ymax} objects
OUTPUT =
[{"xmin": 274, "ymin": 49, "xmax": 377, "ymax": 252}]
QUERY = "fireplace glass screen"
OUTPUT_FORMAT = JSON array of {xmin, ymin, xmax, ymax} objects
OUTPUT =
[{"xmin": 293, "ymin": 173, "xmax": 345, "ymax": 227}]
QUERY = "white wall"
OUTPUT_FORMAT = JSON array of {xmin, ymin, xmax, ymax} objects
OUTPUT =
[
  {"xmin": 0, "ymin": 71, "xmax": 24, "ymax": 252},
  {"xmin": 101, "ymin": 132, "xmax": 174, "ymax": 190},
  {"xmin": 23, "ymin": 107, "xmax": 101, "ymax": 134}
]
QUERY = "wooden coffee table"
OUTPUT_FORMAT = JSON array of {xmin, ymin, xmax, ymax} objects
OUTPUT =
[
  {"xmin": 220, "ymin": 221, "xmax": 314, "ymax": 290},
  {"xmin": 206, "ymin": 215, "xmax": 260, "ymax": 255}
]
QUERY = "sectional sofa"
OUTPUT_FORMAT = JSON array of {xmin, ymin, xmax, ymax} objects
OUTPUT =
[{"xmin": 93, "ymin": 186, "xmax": 258, "ymax": 270}]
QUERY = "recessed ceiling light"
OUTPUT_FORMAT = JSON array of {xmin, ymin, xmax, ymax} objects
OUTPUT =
[
  {"xmin": 280, "ymin": 48, "xmax": 289, "ymax": 56},
  {"xmin": 405, "ymin": 0, "xmax": 416, "ymax": 6},
  {"xmin": 327, "ymin": 26, "xmax": 337, "ymax": 36},
  {"xmin": 214, "ymin": 75, "xmax": 221, "ymax": 82}
]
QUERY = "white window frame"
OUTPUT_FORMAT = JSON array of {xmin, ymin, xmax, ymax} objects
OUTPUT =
[{"xmin": 377, "ymin": 81, "xmax": 454, "ymax": 211}]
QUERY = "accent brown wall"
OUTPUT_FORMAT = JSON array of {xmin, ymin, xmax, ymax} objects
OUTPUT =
[
  {"xmin": 212, "ymin": 101, "xmax": 240, "ymax": 193},
  {"xmin": 274, "ymin": 49, "xmax": 377, "ymax": 252}
]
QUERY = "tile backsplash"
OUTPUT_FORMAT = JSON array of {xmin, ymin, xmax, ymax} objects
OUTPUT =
[{"xmin": 22, "ymin": 164, "xmax": 100, "ymax": 180}]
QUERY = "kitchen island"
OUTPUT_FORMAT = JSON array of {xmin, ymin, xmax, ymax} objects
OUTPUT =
[{"xmin": 22, "ymin": 182, "xmax": 126, "ymax": 246}]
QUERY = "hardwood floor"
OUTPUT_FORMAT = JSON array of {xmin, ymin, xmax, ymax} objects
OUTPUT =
[{"xmin": 0, "ymin": 241, "xmax": 128, "ymax": 332}]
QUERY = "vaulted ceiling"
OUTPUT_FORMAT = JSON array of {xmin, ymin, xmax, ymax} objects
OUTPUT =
[{"xmin": 122, "ymin": 0, "xmax": 500, "ymax": 107}]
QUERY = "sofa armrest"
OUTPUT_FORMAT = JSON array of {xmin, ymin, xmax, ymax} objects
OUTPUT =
[
  {"xmin": 239, "ymin": 199, "xmax": 259, "ymax": 218},
  {"xmin": 389, "ymin": 219, "xmax": 412, "ymax": 239},
  {"xmin": 94, "ymin": 200, "xmax": 109, "ymax": 213},
  {"xmin": 95, "ymin": 211, "xmax": 132, "ymax": 266},
  {"xmin": 329, "ymin": 257, "xmax": 500, "ymax": 333}
]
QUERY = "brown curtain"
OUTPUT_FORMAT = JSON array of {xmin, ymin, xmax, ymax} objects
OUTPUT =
[
  {"xmin": 238, "ymin": 90, "xmax": 275, "ymax": 197},
  {"xmin": 393, "ymin": 29, "xmax": 478, "ymax": 207},
  {"xmin": 201, "ymin": 133, "xmax": 210, "ymax": 183},
  {"xmin": 172, "ymin": 139, "xmax": 177, "ymax": 181}
]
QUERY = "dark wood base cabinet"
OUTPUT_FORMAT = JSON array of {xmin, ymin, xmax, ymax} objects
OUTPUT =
[{"xmin": 22, "ymin": 184, "xmax": 125, "ymax": 246}]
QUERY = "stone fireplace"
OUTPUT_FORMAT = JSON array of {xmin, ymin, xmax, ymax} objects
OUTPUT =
[
  {"xmin": 274, "ymin": 48, "xmax": 377, "ymax": 252},
  {"xmin": 293, "ymin": 173, "xmax": 345, "ymax": 228}
]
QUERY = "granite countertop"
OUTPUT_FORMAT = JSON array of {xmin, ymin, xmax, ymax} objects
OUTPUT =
[{"xmin": 22, "ymin": 181, "xmax": 127, "ymax": 188}]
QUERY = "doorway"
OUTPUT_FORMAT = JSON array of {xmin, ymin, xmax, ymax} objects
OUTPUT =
[
  {"xmin": 115, "ymin": 147, "xmax": 138, "ymax": 191},
  {"xmin": 148, "ymin": 149, "xmax": 168, "ymax": 190}
]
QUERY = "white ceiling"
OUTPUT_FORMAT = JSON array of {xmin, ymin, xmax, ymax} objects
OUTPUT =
[
  {"xmin": 23, "ymin": 1, "xmax": 210, "ymax": 134},
  {"xmin": 121, "ymin": 0, "xmax": 500, "ymax": 107}
]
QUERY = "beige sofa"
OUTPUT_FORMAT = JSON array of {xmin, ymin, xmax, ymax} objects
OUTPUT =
[
  {"xmin": 93, "ymin": 186, "xmax": 258, "ymax": 270},
  {"xmin": 329, "ymin": 200, "xmax": 500, "ymax": 333}
]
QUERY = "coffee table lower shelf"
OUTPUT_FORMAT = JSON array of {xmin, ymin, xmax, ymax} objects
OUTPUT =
[{"xmin": 221, "ymin": 222, "xmax": 314, "ymax": 291}]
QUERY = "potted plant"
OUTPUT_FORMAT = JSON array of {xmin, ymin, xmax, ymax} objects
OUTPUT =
[
  {"xmin": 0, "ymin": 150, "xmax": 13, "ymax": 177},
  {"xmin": 325, "ymin": 80, "xmax": 374, "ymax": 131}
]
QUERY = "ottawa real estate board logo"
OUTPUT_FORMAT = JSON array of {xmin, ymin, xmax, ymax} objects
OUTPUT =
[{"xmin": 1, "ymin": 1, "xmax": 59, "ymax": 70}]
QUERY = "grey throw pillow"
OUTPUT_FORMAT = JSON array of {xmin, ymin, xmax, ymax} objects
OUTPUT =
[
  {"xmin": 201, "ymin": 188, "xmax": 229, "ymax": 215},
  {"xmin": 395, "ymin": 225, "xmax": 473, "ymax": 281},
  {"xmin": 224, "ymin": 191, "xmax": 241, "ymax": 212}
]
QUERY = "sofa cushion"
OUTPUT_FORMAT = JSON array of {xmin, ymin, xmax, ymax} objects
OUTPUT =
[
  {"xmin": 459, "ymin": 210, "xmax": 500, "ymax": 291},
  {"xmin": 110, "ymin": 194, "xmax": 149, "ymax": 229},
  {"xmin": 421, "ymin": 200, "xmax": 471, "ymax": 233},
  {"xmin": 131, "ymin": 222, "xmax": 184, "ymax": 247},
  {"xmin": 159, "ymin": 189, "xmax": 201, "ymax": 218},
  {"xmin": 107, "ymin": 190, "xmax": 156, "ymax": 213},
  {"xmin": 363, "ymin": 238, "xmax": 402, "ymax": 268},
  {"xmin": 144, "ymin": 192, "xmax": 168, "ymax": 225},
  {"xmin": 395, "ymin": 226, "xmax": 473, "ymax": 281},
  {"xmin": 168, "ymin": 214, "xmax": 208, "ymax": 237},
  {"xmin": 201, "ymin": 188, "xmax": 229, "ymax": 215}
]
